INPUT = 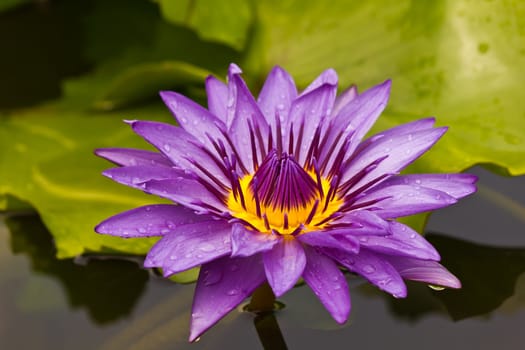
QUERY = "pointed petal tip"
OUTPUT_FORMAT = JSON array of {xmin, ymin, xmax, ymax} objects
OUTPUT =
[{"xmin": 228, "ymin": 63, "xmax": 242, "ymax": 75}]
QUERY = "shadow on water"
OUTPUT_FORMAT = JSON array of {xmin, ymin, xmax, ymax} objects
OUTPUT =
[{"xmin": 6, "ymin": 214, "xmax": 148, "ymax": 324}]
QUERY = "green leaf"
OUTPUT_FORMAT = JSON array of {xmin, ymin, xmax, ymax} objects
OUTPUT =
[
  {"xmin": 94, "ymin": 61, "xmax": 212, "ymax": 111},
  {"xmin": 246, "ymin": 0, "xmax": 525, "ymax": 176},
  {"xmin": 157, "ymin": 0, "xmax": 254, "ymax": 51}
]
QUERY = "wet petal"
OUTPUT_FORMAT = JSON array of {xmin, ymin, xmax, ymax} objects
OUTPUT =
[
  {"xmin": 263, "ymin": 239, "xmax": 306, "ymax": 297},
  {"xmin": 302, "ymin": 246, "xmax": 350, "ymax": 324},
  {"xmin": 300, "ymin": 68, "xmax": 338, "ymax": 96},
  {"xmin": 357, "ymin": 221, "xmax": 440, "ymax": 261},
  {"xmin": 159, "ymin": 90, "xmax": 227, "ymax": 148},
  {"xmin": 144, "ymin": 220, "xmax": 232, "ymax": 275},
  {"xmin": 229, "ymin": 73, "xmax": 269, "ymax": 173},
  {"xmin": 190, "ymin": 255, "xmax": 266, "ymax": 342},
  {"xmin": 95, "ymin": 148, "xmax": 172, "ymax": 167},
  {"xmin": 102, "ymin": 165, "xmax": 186, "ymax": 190},
  {"xmin": 230, "ymin": 223, "xmax": 280, "ymax": 257},
  {"xmin": 95, "ymin": 204, "xmax": 211, "ymax": 237},
  {"xmin": 331, "ymin": 85, "xmax": 358, "ymax": 117},
  {"xmin": 385, "ymin": 255, "xmax": 461, "ymax": 289},
  {"xmin": 375, "ymin": 173, "xmax": 478, "ymax": 199},
  {"xmin": 130, "ymin": 120, "xmax": 229, "ymax": 186},
  {"xmin": 205, "ymin": 75, "xmax": 228, "ymax": 122},
  {"xmin": 144, "ymin": 178, "xmax": 227, "ymax": 213},
  {"xmin": 257, "ymin": 65, "xmax": 297, "ymax": 124},
  {"xmin": 342, "ymin": 127, "xmax": 447, "ymax": 189},
  {"xmin": 327, "ymin": 248, "xmax": 407, "ymax": 298},
  {"xmin": 288, "ymin": 83, "xmax": 337, "ymax": 165},
  {"xmin": 319, "ymin": 80, "xmax": 391, "ymax": 175},
  {"xmin": 298, "ymin": 230, "xmax": 359, "ymax": 253},
  {"xmin": 355, "ymin": 184, "xmax": 457, "ymax": 218}
]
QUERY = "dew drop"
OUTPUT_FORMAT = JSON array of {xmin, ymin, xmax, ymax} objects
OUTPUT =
[
  {"xmin": 137, "ymin": 227, "xmax": 147, "ymax": 234},
  {"xmin": 407, "ymin": 134, "xmax": 413, "ymax": 141},
  {"xmin": 362, "ymin": 264, "xmax": 376, "ymax": 274},
  {"xmin": 277, "ymin": 103, "xmax": 285, "ymax": 110},
  {"xmin": 226, "ymin": 289, "xmax": 239, "ymax": 296},
  {"xmin": 428, "ymin": 284, "xmax": 445, "ymax": 291},
  {"xmin": 415, "ymin": 179, "xmax": 422, "ymax": 185},
  {"xmin": 409, "ymin": 233, "xmax": 417, "ymax": 239},
  {"xmin": 203, "ymin": 270, "xmax": 222, "ymax": 286},
  {"xmin": 199, "ymin": 243, "xmax": 216, "ymax": 252},
  {"xmin": 185, "ymin": 252, "xmax": 193, "ymax": 259},
  {"xmin": 359, "ymin": 237, "xmax": 369, "ymax": 243},
  {"xmin": 435, "ymin": 194, "xmax": 442, "ymax": 200},
  {"xmin": 181, "ymin": 117, "xmax": 188, "ymax": 124},
  {"xmin": 333, "ymin": 285, "xmax": 341, "ymax": 291},
  {"xmin": 161, "ymin": 228, "xmax": 170, "ymax": 234},
  {"xmin": 229, "ymin": 264, "xmax": 239, "ymax": 272},
  {"xmin": 169, "ymin": 255, "xmax": 177, "ymax": 261},
  {"xmin": 145, "ymin": 206, "xmax": 152, "ymax": 212},
  {"xmin": 163, "ymin": 144, "xmax": 171, "ymax": 152},
  {"xmin": 122, "ymin": 230, "xmax": 130, "ymax": 236},
  {"xmin": 227, "ymin": 96, "xmax": 235, "ymax": 108}
]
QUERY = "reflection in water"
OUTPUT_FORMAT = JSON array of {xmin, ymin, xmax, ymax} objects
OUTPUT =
[
  {"xmin": 254, "ymin": 312, "xmax": 288, "ymax": 350},
  {"xmin": 6, "ymin": 214, "xmax": 148, "ymax": 324}
]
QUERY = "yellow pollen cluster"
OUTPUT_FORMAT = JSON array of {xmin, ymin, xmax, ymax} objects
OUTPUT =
[{"xmin": 227, "ymin": 172, "xmax": 344, "ymax": 235}]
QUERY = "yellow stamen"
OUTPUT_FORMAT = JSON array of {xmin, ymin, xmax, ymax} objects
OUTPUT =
[{"xmin": 227, "ymin": 172, "xmax": 344, "ymax": 235}]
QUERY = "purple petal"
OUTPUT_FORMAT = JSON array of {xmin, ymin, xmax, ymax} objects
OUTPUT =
[
  {"xmin": 95, "ymin": 148, "xmax": 172, "ymax": 167},
  {"xmin": 319, "ymin": 80, "xmax": 391, "ymax": 176},
  {"xmin": 159, "ymin": 90, "xmax": 227, "ymax": 148},
  {"xmin": 263, "ymin": 239, "xmax": 307, "ymax": 297},
  {"xmin": 327, "ymin": 248, "xmax": 407, "ymax": 297},
  {"xmin": 102, "ymin": 165, "xmax": 187, "ymax": 190},
  {"xmin": 302, "ymin": 246, "xmax": 350, "ymax": 324},
  {"xmin": 257, "ymin": 66, "xmax": 297, "ymax": 124},
  {"xmin": 230, "ymin": 223, "xmax": 280, "ymax": 257},
  {"xmin": 335, "ymin": 210, "xmax": 390, "ymax": 232},
  {"xmin": 205, "ymin": 75, "xmax": 228, "ymax": 122},
  {"xmin": 341, "ymin": 127, "xmax": 447, "ymax": 190},
  {"xmin": 130, "ymin": 121, "xmax": 229, "ymax": 186},
  {"xmin": 374, "ymin": 173, "xmax": 478, "ymax": 199},
  {"xmin": 354, "ymin": 184, "xmax": 457, "ymax": 218},
  {"xmin": 229, "ymin": 73, "xmax": 269, "ymax": 173},
  {"xmin": 356, "ymin": 221, "xmax": 440, "ymax": 261},
  {"xmin": 365, "ymin": 117, "xmax": 436, "ymax": 142},
  {"xmin": 301, "ymin": 68, "xmax": 338, "ymax": 96},
  {"xmin": 190, "ymin": 255, "xmax": 266, "ymax": 342},
  {"xmin": 144, "ymin": 178, "xmax": 227, "ymax": 213},
  {"xmin": 298, "ymin": 230, "xmax": 359, "ymax": 253},
  {"xmin": 144, "ymin": 220, "xmax": 232, "ymax": 275},
  {"xmin": 385, "ymin": 255, "xmax": 461, "ymax": 289},
  {"xmin": 95, "ymin": 204, "xmax": 211, "ymax": 237},
  {"xmin": 331, "ymin": 85, "xmax": 358, "ymax": 117},
  {"xmin": 287, "ymin": 83, "xmax": 337, "ymax": 165}
]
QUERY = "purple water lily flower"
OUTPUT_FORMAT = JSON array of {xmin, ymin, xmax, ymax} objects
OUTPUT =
[{"xmin": 95, "ymin": 64, "xmax": 476, "ymax": 341}]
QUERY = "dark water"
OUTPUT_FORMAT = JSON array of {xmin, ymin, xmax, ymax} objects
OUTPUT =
[{"xmin": 1, "ymin": 166, "xmax": 524, "ymax": 350}]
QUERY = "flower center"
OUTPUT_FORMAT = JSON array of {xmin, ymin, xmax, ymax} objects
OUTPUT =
[{"xmin": 227, "ymin": 150, "xmax": 344, "ymax": 235}]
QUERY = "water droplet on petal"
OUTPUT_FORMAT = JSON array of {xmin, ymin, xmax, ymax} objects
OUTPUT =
[
  {"xmin": 137, "ymin": 227, "xmax": 147, "ymax": 234},
  {"xmin": 409, "ymin": 233, "xmax": 417, "ymax": 239},
  {"xmin": 145, "ymin": 207, "xmax": 152, "ymax": 212},
  {"xmin": 428, "ymin": 284, "xmax": 445, "ymax": 291},
  {"xmin": 407, "ymin": 134, "xmax": 413, "ymax": 141},
  {"xmin": 227, "ymin": 96, "xmax": 235, "ymax": 108},
  {"xmin": 230, "ymin": 264, "xmax": 239, "ymax": 272},
  {"xmin": 415, "ymin": 179, "xmax": 422, "ymax": 185},
  {"xmin": 199, "ymin": 243, "xmax": 215, "ymax": 252},
  {"xmin": 362, "ymin": 264, "xmax": 376, "ymax": 274},
  {"xmin": 277, "ymin": 103, "xmax": 285, "ymax": 110},
  {"xmin": 163, "ymin": 144, "xmax": 171, "ymax": 152},
  {"xmin": 169, "ymin": 255, "xmax": 177, "ymax": 260},
  {"xmin": 226, "ymin": 289, "xmax": 239, "ymax": 296}
]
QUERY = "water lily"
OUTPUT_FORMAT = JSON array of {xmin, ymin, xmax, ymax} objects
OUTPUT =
[{"xmin": 95, "ymin": 64, "xmax": 476, "ymax": 341}]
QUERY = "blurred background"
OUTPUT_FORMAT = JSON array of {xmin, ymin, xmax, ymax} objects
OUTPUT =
[{"xmin": 1, "ymin": 0, "xmax": 524, "ymax": 349}]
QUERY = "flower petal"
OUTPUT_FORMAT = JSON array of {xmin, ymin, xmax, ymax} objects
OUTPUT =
[
  {"xmin": 263, "ymin": 239, "xmax": 306, "ymax": 297},
  {"xmin": 102, "ymin": 165, "xmax": 186, "ymax": 190},
  {"xmin": 95, "ymin": 148, "xmax": 172, "ymax": 167},
  {"xmin": 331, "ymin": 85, "xmax": 358, "ymax": 117},
  {"xmin": 288, "ymin": 83, "xmax": 337, "ymax": 165},
  {"xmin": 190, "ymin": 255, "xmax": 266, "ymax": 342},
  {"xmin": 159, "ymin": 90, "xmax": 227, "ymax": 148},
  {"xmin": 298, "ymin": 230, "xmax": 359, "ymax": 253},
  {"xmin": 319, "ymin": 80, "xmax": 391, "ymax": 175},
  {"xmin": 95, "ymin": 204, "xmax": 211, "ymax": 237},
  {"xmin": 326, "ymin": 248, "xmax": 407, "ymax": 298},
  {"xmin": 357, "ymin": 221, "xmax": 440, "ymax": 261},
  {"xmin": 301, "ymin": 68, "xmax": 338, "ymax": 96},
  {"xmin": 130, "ymin": 120, "xmax": 230, "ymax": 186},
  {"xmin": 374, "ymin": 173, "xmax": 478, "ymax": 199},
  {"xmin": 205, "ymin": 75, "xmax": 228, "ymax": 122},
  {"xmin": 230, "ymin": 223, "xmax": 281, "ymax": 257},
  {"xmin": 385, "ymin": 255, "xmax": 461, "ymax": 289},
  {"xmin": 302, "ymin": 246, "xmax": 350, "ymax": 324},
  {"xmin": 257, "ymin": 65, "xmax": 297, "ymax": 124},
  {"xmin": 354, "ymin": 184, "xmax": 457, "ymax": 218},
  {"xmin": 341, "ymin": 126, "xmax": 447, "ymax": 190},
  {"xmin": 144, "ymin": 220, "xmax": 232, "ymax": 275},
  {"xmin": 229, "ymin": 73, "xmax": 269, "ymax": 174},
  {"xmin": 144, "ymin": 178, "xmax": 227, "ymax": 213}
]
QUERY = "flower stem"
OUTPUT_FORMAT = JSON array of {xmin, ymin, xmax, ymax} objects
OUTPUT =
[{"xmin": 248, "ymin": 282, "xmax": 276, "ymax": 312}]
